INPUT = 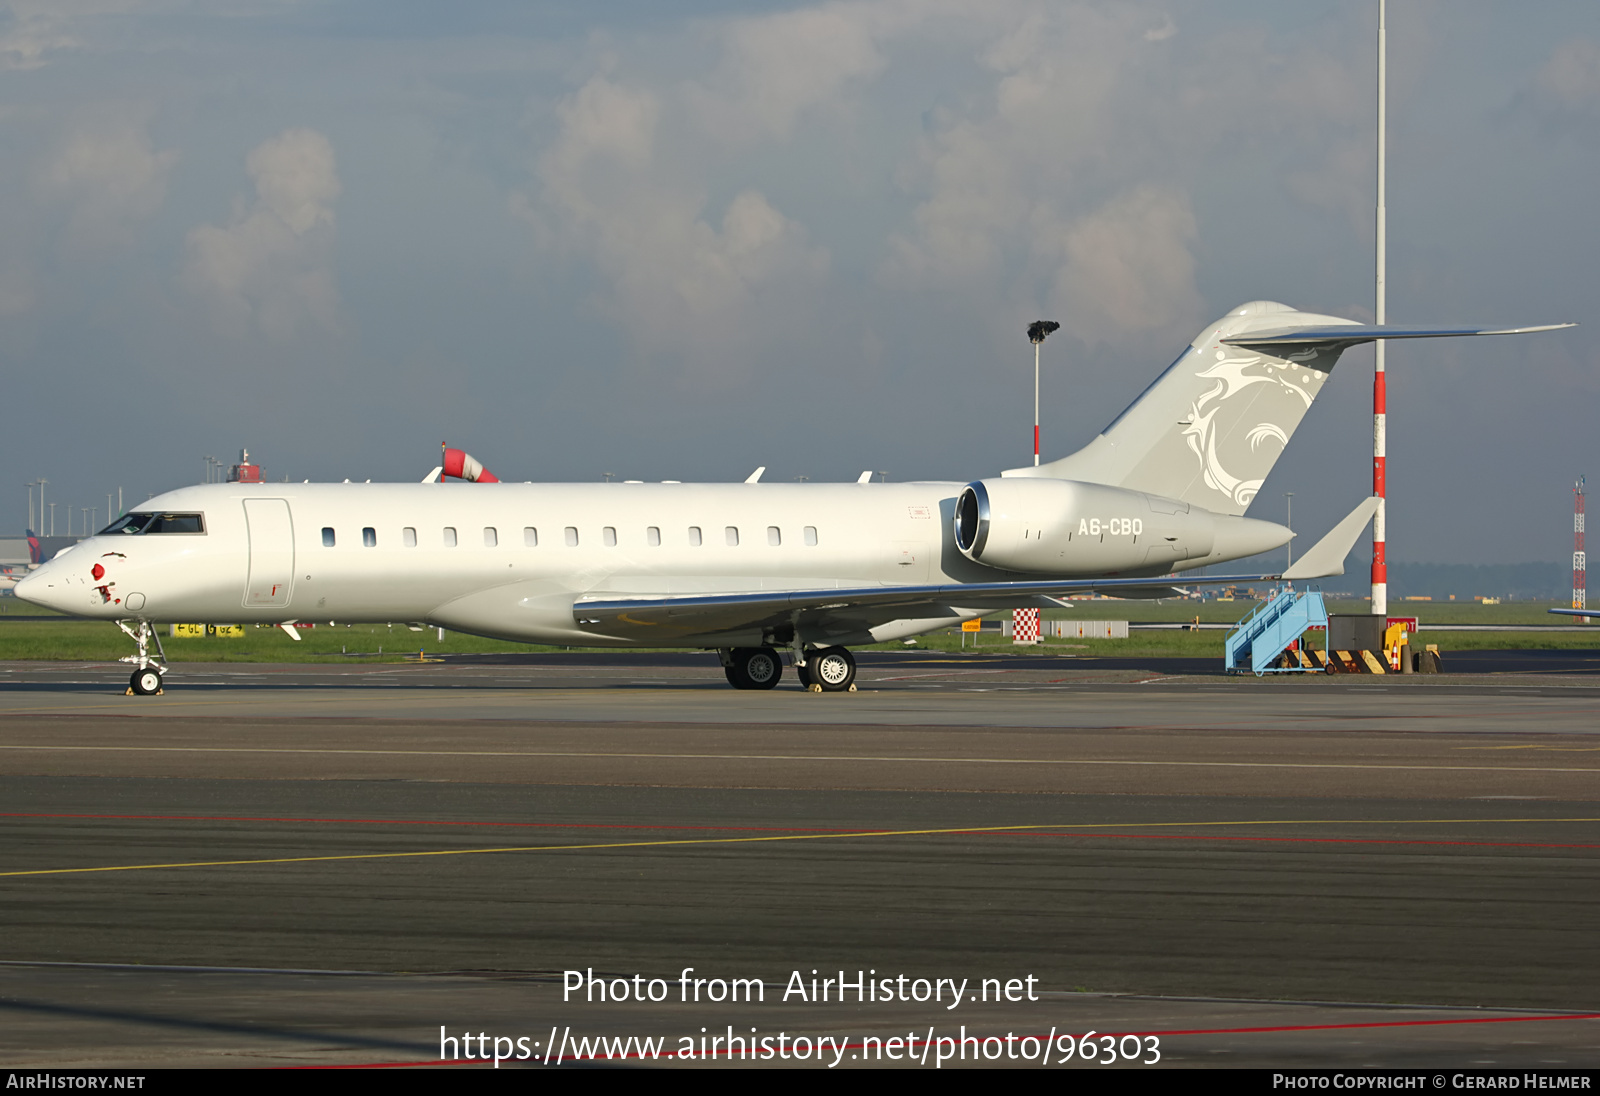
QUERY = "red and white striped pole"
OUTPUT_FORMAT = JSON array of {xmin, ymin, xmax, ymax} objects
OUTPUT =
[
  {"xmin": 1575, "ymin": 476, "xmax": 1587, "ymax": 623},
  {"xmin": 1371, "ymin": 0, "xmax": 1388, "ymax": 620}
]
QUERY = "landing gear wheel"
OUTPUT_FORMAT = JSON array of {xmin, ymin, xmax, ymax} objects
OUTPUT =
[
  {"xmin": 794, "ymin": 661, "xmax": 813, "ymax": 689},
  {"xmin": 811, "ymin": 646, "xmax": 856, "ymax": 692},
  {"xmin": 727, "ymin": 647, "xmax": 783, "ymax": 690},
  {"xmin": 117, "ymin": 620, "xmax": 168, "ymax": 695}
]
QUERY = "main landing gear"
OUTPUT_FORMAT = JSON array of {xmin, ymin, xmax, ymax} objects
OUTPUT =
[
  {"xmin": 723, "ymin": 646, "xmax": 783, "ymax": 690},
  {"xmin": 803, "ymin": 646, "xmax": 857, "ymax": 693},
  {"xmin": 117, "ymin": 619, "xmax": 167, "ymax": 696},
  {"xmin": 719, "ymin": 645, "xmax": 856, "ymax": 692}
]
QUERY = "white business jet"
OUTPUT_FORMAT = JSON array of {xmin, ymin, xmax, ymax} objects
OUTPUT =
[{"xmin": 16, "ymin": 301, "xmax": 1569, "ymax": 695}]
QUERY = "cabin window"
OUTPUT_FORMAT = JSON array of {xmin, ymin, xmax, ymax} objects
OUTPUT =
[
  {"xmin": 524, "ymin": 527, "xmax": 538, "ymax": 547},
  {"xmin": 362, "ymin": 527, "xmax": 376, "ymax": 548},
  {"xmin": 564, "ymin": 526, "xmax": 578, "ymax": 547},
  {"xmin": 603, "ymin": 526, "xmax": 617, "ymax": 547},
  {"xmin": 321, "ymin": 527, "xmax": 335, "ymax": 548},
  {"xmin": 688, "ymin": 526, "xmax": 702, "ymax": 546},
  {"xmin": 804, "ymin": 526, "xmax": 818, "ymax": 546},
  {"xmin": 443, "ymin": 527, "xmax": 457, "ymax": 547},
  {"xmin": 725, "ymin": 526, "xmax": 739, "ymax": 547},
  {"xmin": 647, "ymin": 526, "xmax": 660, "ymax": 546},
  {"xmin": 483, "ymin": 527, "xmax": 498, "ymax": 547},
  {"xmin": 402, "ymin": 527, "xmax": 417, "ymax": 548},
  {"xmin": 767, "ymin": 526, "xmax": 781, "ymax": 546}
]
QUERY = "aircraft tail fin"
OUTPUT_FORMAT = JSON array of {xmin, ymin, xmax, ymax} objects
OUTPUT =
[{"xmin": 1005, "ymin": 302, "xmax": 1572, "ymax": 517}]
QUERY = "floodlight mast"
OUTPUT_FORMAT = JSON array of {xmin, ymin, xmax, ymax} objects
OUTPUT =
[{"xmin": 1027, "ymin": 320, "xmax": 1060, "ymax": 467}]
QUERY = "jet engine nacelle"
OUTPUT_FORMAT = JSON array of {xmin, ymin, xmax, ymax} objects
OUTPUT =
[{"xmin": 954, "ymin": 478, "xmax": 1218, "ymax": 574}]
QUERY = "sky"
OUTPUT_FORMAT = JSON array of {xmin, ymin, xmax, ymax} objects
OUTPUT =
[{"xmin": 2, "ymin": 0, "xmax": 1597, "ymax": 564}]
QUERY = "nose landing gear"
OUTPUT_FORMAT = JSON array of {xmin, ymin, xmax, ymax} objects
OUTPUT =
[{"xmin": 117, "ymin": 620, "xmax": 167, "ymax": 696}]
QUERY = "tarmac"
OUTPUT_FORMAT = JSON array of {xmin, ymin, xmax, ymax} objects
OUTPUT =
[{"xmin": 1, "ymin": 651, "xmax": 1598, "ymax": 1069}]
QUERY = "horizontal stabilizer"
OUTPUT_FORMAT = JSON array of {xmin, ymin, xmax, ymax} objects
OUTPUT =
[
  {"xmin": 1224, "ymin": 323, "xmax": 1574, "ymax": 350},
  {"xmin": 1282, "ymin": 497, "xmax": 1381, "ymax": 580}
]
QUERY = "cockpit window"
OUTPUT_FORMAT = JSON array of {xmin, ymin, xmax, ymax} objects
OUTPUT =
[{"xmin": 98, "ymin": 512, "xmax": 206, "ymax": 535}]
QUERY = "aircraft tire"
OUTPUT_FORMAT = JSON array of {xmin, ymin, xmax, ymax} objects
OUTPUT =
[
  {"xmin": 794, "ymin": 661, "xmax": 813, "ymax": 688},
  {"xmin": 130, "ymin": 668, "xmax": 162, "ymax": 696},
  {"xmin": 728, "ymin": 647, "xmax": 782, "ymax": 690},
  {"xmin": 811, "ymin": 646, "xmax": 856, "ymax": 692}
]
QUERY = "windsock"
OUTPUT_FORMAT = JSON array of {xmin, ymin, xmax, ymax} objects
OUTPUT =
[{"xmin": 441, "ymin": 446, "xmax": 500, "ymax": 483}]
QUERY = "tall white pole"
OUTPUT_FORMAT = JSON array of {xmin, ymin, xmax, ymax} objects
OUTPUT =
[{"xmin": 1372, "ymin": 0, "xmax": 1389, "ymax": 619}]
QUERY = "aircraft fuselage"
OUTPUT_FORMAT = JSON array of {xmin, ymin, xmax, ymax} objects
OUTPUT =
[{"xmin": 17, "ymin": 479, "xmax": 1286, "ymax": 647}]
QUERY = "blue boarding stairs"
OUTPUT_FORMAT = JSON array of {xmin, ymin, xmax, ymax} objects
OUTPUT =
[{"xmin": 1224, "ymin": 588, "xmax": 1327, "ymax": 675}]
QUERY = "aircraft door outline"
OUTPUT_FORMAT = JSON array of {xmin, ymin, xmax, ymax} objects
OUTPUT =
[{"xmin": 243, "ymin": 498, "xmax": 295, "ymax": 608}]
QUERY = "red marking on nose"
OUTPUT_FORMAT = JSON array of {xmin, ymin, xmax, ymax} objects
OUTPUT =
[{"xmin": 91, "ymin": 564, "xmax": 105, "ymax": 581}]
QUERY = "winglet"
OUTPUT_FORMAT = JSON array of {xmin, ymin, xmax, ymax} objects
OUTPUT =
[
  {"xmin": 278, "ymin": 622, "xmax": 302, "ymax": 641},
  {"xmin": 421, "ymin": 466, "xmax": 443, "ymax": 484},
  {"xmin": 745, "ymin": 467, "xmax": 766, "ymax": 484},
  {"xmin": 1282, "ymin": 497, "xmax": 1381, "ymax": 580}
]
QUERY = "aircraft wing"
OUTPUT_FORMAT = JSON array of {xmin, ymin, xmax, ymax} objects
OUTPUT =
[
  {"xmin": 572, "ymin": 572, "xmax": 1281, "ymax": 643},
  {"xmin": 1547, "ymin": 608, "xmax": 1596, "ymax": 619},
  {"xmin": 1223, "ymin": 323, "xmax": 1573, "ymax": 351}
]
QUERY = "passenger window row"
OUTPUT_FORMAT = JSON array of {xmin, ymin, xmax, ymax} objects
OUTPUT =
[{"xmin": 320, "ymin": 525, "xmax": 820, "ymax": 548}]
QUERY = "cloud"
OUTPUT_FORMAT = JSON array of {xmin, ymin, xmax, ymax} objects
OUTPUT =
[
  {"xmin": 881, "ymin": 7, "xmax": 1201, "ymax": 340},
  {"xmin": 35, "ymin": 111, "xmax": 177, "ymax": 251},
  {"xmin": 1535, "ymin": 38, "xmax": 1600, "ymax": 112},
  {"xmin": 1046, "ymin": 184, "xmax": 1200, "ymax": 345},
  {"xmin": 686, "ymin": 2, "xmax": 893, "ymax": 143},
  {"xmin": 517, "ymin": 2, "xmax": 1377, "ymax": 373},
  {"xmin": 1143, "ymin": 17, "xmax": 1176, "ymax": 43},
  {"xmin": 878, "ymin": 4, "xmax": 1370, "ymax": 346},
  {"xmin": 521, "ymin": 75, "xmax": 828, "ymax": 373},
  {"xmin": 182, "ymin": 128, "xmax": 341, "ymax": 339},
  {"xmin": 0, "ymin": 5, "xmax": 78, "ymax": 70}
]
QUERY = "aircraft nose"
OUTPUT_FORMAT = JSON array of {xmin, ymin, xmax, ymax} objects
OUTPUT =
[{"xmin": 14, "ymin": 567, "xmax": 66, "ymax": 612}]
